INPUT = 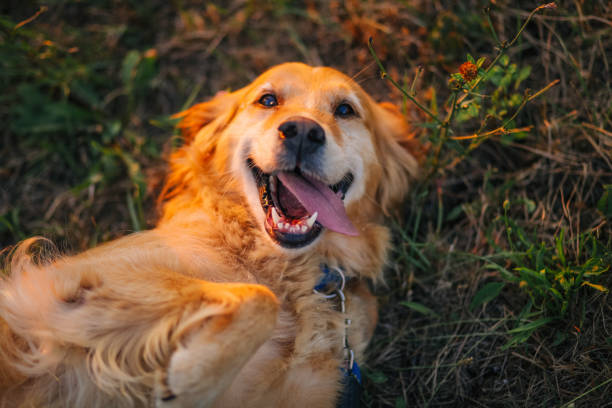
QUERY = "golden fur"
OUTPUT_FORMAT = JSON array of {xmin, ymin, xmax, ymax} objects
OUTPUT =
[{"xmin": 0, "ymin": 63, "xmax": 419, "ymax": 407}]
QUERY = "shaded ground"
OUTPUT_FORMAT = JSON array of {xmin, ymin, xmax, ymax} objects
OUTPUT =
[{"xmin": 1, "ymin": 1, "xmax": 611, "ymax": 407}]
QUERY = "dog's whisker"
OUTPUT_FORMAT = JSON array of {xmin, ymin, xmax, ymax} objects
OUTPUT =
[{"xmin": 350, "ymin": 61, "xmax": 376, "ymax": 82}]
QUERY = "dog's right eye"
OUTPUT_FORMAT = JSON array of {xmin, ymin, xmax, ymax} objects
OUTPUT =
[{"xmin": 258, "ymin": 94, "xmax": 278, "ymax": 108}]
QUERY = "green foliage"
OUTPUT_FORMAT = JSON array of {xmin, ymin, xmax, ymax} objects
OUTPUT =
[
  {"xmin": 400, "ymin": 301, "xmax": 439, "ymax": 318},
  {"xmin": 470, "ymin": 282, "xmax": 505, "ymax": 311},
  {"xmin": 480, "ymin": 200, "xmax": 611, "ymax": 347},
  {"xmin": 1, "ymin": 12, "xmax": 163, "ymax": 233},
  {"xmin": 501, "ymin": 200, "xmax": 609, "ymax": 314},
  {"xmin": 371, "ymin": 2, "xmax": 611, "ymax": 351},
  {"xmin": 369, "ymin": 6, "xmax": 558, "ymax": 180},
  {"xmin": 597, "ymin": 184, "xmax": 612, "ymax": 219}
]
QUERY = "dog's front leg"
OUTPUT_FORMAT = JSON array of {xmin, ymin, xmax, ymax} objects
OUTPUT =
[
  {"xmin": 154, "ymin": 281, "xmax": 279, "ymax": 408},
  {"xmin": 0, "ymin": 240, "xmax": 278, "ymax": 407}
]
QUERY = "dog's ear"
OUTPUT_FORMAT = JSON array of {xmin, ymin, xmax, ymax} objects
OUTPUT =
[
  {"xmin": 372, "ymin": 102, "xmax": 421, "ymax": 215},
  {"xmin": 173, "ymin": 88, "xmax": 245, "ymax": 144},
  {"xmin": 160, "ymin": 88, "xmax": 247, "ymax": 207}
]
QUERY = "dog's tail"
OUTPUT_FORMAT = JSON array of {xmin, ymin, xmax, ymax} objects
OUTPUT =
[{"xmin": 0, "ymin": 238, "xmax": 65, "ymax": 403}]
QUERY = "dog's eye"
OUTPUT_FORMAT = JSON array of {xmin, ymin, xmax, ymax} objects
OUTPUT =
[
  {"xmin": 258, "ymin": 94, "xmax": 278, "ymax": 108},
  {"xmin": 334, "ymin": 103, "xmax": 356, "ymax": 118}
]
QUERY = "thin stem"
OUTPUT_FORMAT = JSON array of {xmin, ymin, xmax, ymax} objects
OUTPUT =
[
  {"xmin": 559, "ymin": 377, "xmax": 612, "ymax": 408},
  {"xmin": 508, "ymin": 3, "xmax": 556, "ymax": 49},
  {"xmin": 368, "ymin": 38, "xmax": 443, "ymax": 125},
  {"xmin": 409, "ymin": 65, "xmax": 423, "ymax": 96},
  {"xmin": 445, "ymin": 92, "xmax": 459, "ymax": 126},
  {"xmin": 458, "ymin": 3, "xmax": 556, "ymax": 105},
  {"xmin": 501, "ymin": 91, "xmax": 531, "ymax": 129},
  {"xmin": 527, "ymin": 79, "xmax": 560, "ymax": 101},
  {"xmin": 485, "ymin": 8, "xmax": 501, "ymax": 46}
]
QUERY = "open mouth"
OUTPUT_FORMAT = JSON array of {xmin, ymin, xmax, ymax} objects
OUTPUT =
[{"xmin": 247, "ymin": 159, "xmax": 355, "ymax": 249}]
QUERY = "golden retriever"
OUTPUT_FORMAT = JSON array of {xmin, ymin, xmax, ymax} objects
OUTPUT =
[{"xmin": 0, "ymin": 62, "xmax": 419, "ymax": 407}]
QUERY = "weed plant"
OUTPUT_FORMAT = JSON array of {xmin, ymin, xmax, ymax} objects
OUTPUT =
[{"xmin": 368, "ymin": 2, "xmax": 610, "ymax": 350}]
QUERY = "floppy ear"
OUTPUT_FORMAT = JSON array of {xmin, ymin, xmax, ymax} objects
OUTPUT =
[
  {"xmin": 372, "ymin": 102, "xmax": 421, "ymax": 215},
  {"xmin": 160, "ymin": 88, "xmax": 246, "ymax": 206},
  {"xmin": 173, "ymin": 88, "xmax": 246, "ymax": 144}
]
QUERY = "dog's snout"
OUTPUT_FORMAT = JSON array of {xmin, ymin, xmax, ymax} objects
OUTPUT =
[{"xmin": 278, "ymin": 117, "xmax": 325, "ymax": 155}]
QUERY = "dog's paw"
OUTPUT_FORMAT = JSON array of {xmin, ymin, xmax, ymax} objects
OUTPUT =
[{"xmin": 155, "ymin": 283, "xmax": 278, "ymax": 408}]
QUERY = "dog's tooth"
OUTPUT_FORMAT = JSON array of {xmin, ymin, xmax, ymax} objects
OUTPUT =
[
  {"xmin": 271, "ymin": 207, "xmax": 281, "ymax": 225},
  {"xmin": 301, "ymin": 225, "xmax": 307, "ymax": 233},
  {"xmin": 270, "ymin": 177, "xmax": 276, "ymax": 193},
  {"xmin": 278, "ymin": 222, "xmax": 284, "ymax": 229},
  {"xmin": 306, "ymin": 212, "xmax": 318, "ymax": 228}
]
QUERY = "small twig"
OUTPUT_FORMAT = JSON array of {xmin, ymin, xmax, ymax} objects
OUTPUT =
[
  {"xmin": 559, "ymin": 377, "xmax": 612, "ymax": 408},
  {"xmin": 450, "ymin": 126, "xmax": 533, "ymax": 141},
  {"xmin": 14, "ymin": 6, "xmax": 48, "ymax": 29},
  {"xmin": 458, "ymin": 3, "xmax": 557, "ymax": 105},
  {"xmin": 508, "ymin": 3, "xmax": 557, "ymax": 49},
  {"xmin": 368, "ymin": 38, "xmax": 443, "ymax": 125},
  {"xmin": 501, "ymin": 79, "xmax": 559, "ymax": 129},
  {"xmin": 444, "ymin": 92, "xmax": 459, "ymax": 126},
  {"xmin": 582, "ymin": 122, "xmax": 612, "ymax": 139},
  {"xmin": 409, "ymin": 66, "xmax": 424, "ymax": 96},
  {"xmin": 501, "ymin": 91, "xmax": 532, "ymax": 129},
  {"xmin": 527, "ymin": 79, "xmax": 560, "ymax": 101},
  {"xmin": 484, "ymin": 7, "xmax": 501, "ymax": 47}
]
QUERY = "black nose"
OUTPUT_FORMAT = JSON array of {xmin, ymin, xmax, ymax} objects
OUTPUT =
[{"xmin": 278, "ymin": 117, "xmax": 325, "ymax": 158}]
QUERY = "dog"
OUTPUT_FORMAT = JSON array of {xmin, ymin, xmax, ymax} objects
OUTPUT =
[{"xmin": 0, "ymin": 62, "xmax": 419, "ymax": 407}]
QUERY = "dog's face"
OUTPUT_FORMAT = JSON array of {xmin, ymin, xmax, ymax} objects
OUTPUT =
[{"xmin": 173, "ymin": 63, "xmax": 418, "ymax": 251}]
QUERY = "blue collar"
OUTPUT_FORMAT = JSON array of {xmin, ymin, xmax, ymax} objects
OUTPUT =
[
  {"xmin": 314, "ymin": 264, "xmax": 363, "ymax": 407},
  {"xmin": 314, "ymin": 264, "xmax": 346, "ymax": 295}
]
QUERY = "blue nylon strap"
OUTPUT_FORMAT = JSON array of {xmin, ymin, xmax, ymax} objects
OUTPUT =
[
  {"xmin": 338, "ymin": 360, "xmax": 362, "ymax": 408},
  {"xmin": 314, "ymin": 264, "xmax": 345, "ymax": 293},
  {"xmin": 314, "ymin": 264, "xmax": 363, "ymax": 407}
]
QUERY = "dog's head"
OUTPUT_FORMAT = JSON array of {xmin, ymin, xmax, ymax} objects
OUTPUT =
[{"xmin": 168, "ymin": 63, "xmax": 419, "ymax": 251}]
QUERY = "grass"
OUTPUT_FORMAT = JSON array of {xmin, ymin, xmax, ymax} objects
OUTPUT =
[{"xmin": 1, "ymin": 0, "xmax": 611, "ymax": 406}]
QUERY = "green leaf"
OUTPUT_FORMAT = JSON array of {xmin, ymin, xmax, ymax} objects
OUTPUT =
[
  {"xmin": 466, "ymin": 54, "xmax": 475, "ymax": 63},
  {"xmin": 597, "ymin": 184, "xmax": 612, "ymax": 218},
  {"xmin": 470, "ymin": 282, "xmax": 505, "ymax": 311},
  {"xmin": 395, "ymin": 398, "xmax": 407, "ymax": 408},
  {"xmin": 400, "ymin": 301, "xmax": 439, "ymax": 318},
  {"xmin": 368, "ymin": 371, "xmax": 388, "ymax": 384},
  {"xmin": 508, "ymin": 317, "xmax": 555, "ymax": 333},
  {"xmin": 556, "ymin": 229, "xmax": 566, "ymax": 266},
  {"xmin": 485, "ymin": 263, "xmax": 517, "ymax": 282},
  {"xmin": 502, "ymin": 329, "xmax": 533, "ymax": 350},
  {"xmin": 445, "ymin": 205, "xmax": 464, "ymax": 222},
  {"xmin": 552, "ymin": 330, "xmax": 567, "ymax": 347},
  {"xmin": 523, "ymin": 199, "xmax": 536, "ymax": 213},
  {"xmin": 121, "ymin": 50, "xmax": 141, "ymax": 86}
]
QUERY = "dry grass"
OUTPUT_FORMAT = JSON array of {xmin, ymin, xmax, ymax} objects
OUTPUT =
[{"xmin": 1, "ymin": 1, "xmax": 611, "ymax": 406}]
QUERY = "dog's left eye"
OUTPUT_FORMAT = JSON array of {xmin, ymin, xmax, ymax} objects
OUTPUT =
[
  {"xmin": 334, "ymin": 103, "xmax": 356, "ymax": 118},
  {"xmin": 259, "ymin": 94, "xmax": 278, "ymax": 108}
]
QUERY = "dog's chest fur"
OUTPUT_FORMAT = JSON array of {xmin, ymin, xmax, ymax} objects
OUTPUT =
[
  {"xmin": 213, "ymin": 263, "xmax": 348, "ymax": 407},
  {"xmin": 168, "ymin": 222, "xmax": 367, "ymax": 407}
]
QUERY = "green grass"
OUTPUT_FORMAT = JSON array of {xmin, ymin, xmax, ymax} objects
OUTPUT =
[{"xmin": 1, "ymin": 1, "xmax": 611, "ymax": 406}]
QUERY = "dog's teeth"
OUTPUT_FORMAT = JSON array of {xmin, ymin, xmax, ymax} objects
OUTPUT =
[
  {"xmin": 270, "ymin": 177, "xmax": 276, "ymax": 193},
  {"xmin": 271, "ymin": 207, "xmax": 281, "ymax": 225},
  {"xmin": 301, "ymin": 225, "xmax": 307, "ymax": 233},
  {"xmin": 306, "ymin": 212, "xmax": 318, "ymax": 228},
  {"xmin": 278, "ymin": 222, "xmax": 284, "ymax": 229}
]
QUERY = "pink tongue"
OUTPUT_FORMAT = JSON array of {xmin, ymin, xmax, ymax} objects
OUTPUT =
[{"xmin": 277, "ymin": 172, "xmax": 359, "ymax": 236}]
